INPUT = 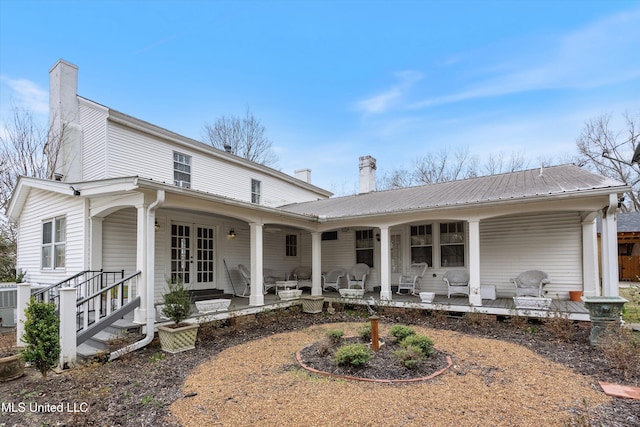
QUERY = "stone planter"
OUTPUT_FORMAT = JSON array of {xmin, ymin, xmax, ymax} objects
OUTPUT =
[
  {"xmin": 513, "ymin": 296, "xmax": 552, "ymax": 310},
  {"xmin": 278, "ymin": 289, "xmax": 303, "ymax": 301},
  {"xmin": 339, "ymin": 288, "xmax": 365, "ymax": 298},
  {"xmin": 157, "ymin": 323, "xmax": 199, "ymax": 354},
  {"xmin": 582, "ymin": 296, "xmax": 628, "ymax": 345},
  {"xmin": 301, "ymin": 296, "xmax": 324, "ymax": 313},
  {"xmin": 195, "ymin": 299, "xmax": 231, "ymax": 313},
  {"xmin": 0, "ymin": 351, "xmax": 25, "ymax": 382},
  {"xmin": 419, "ymin": 292, "xmax": 435, "ymax": 303}
]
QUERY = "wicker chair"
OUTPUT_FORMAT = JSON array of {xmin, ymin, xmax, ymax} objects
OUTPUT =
[
  {"xmin": 322, "ymin": 269, "xmax": 344, "ymax": 292},
  {"xmin": 511, "ymin": 270, "xmax": 551, "ymax": 297},
  {"xmin": 397, "ymin": 263, "xmax": 428, "ymax": 295},
  {"xmin": 347, "ymin": 263, "xmax": 370, "ymax": 290},
  {"xmin": 443, "ymin": 270, "xmax": 470, "ymax": 298}
]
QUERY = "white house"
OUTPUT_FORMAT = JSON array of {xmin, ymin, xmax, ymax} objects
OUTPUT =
[{"xmin": 5, "ymin": 60, "xmax": 629, "ymax": 362}]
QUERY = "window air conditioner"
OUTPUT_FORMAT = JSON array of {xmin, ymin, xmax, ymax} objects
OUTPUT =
[{"xmin": 175, "ymin": 180, "xmax": 191, "ymax": 189}]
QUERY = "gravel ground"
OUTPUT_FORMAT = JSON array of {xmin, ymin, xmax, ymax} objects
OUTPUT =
[{"xmin": 1, "ymin": 305, "xmax": 639, "ymax": 426}]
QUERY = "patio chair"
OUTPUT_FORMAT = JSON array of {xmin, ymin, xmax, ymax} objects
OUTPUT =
[
  {"xmin": 291, "ymin": 266, "xmax": 312, "ymax": 289},
  {"xmin": 322, "ymin": 269, "xmax": 344, "ymax": 292},
  {"xmin": 443, "ymin": 270, "xmax": 470, "ymax": 298},
  {"xmin": 511, "ymin": 270, "xmax": 551, "ymax": 297},
  {"xmin": 237, "ymin": 264, "xmax": 275, "ymax": 295},
  {"xmin": 347, "ymin": 263, "xmax": 370, "ymax": 290},
  {"xmin": 397, "ymin": 263, "xmax": 428, "ymax": 295}
]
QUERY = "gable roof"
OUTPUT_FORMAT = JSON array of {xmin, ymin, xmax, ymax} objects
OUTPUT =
[{"xmin": 281, "ymin": 164, "xmax": 627, "ymax": 219}]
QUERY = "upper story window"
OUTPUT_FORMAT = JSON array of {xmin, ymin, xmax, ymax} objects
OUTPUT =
[
  {"xmin": 440, "ymin": 221, "xmax": 465, "ymax": 267},
  {"xmin": 285, "ymin": 234, "xmax": 297, "ymax": 257},
  {"xmin": 173, "ymin": 152, "xmax": 191, "ymax": 188},
  {"xmin": 355, "ymin": 229, "xmax": 374, "ymax": 267},
  {"xmin": 251, "ymin": 179, "xmax": 261, "ymax": 204},
  {"xmin": 410, "ymin": 224, "xmax": 432, "ymax": 266},
  {"xmin": 42, "ymin": 216, "xmax": 66, "ymax": 269}
]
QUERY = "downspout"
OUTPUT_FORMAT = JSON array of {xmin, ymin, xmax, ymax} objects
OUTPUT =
[{"xmin": 110, "ymin": 189, "xmax": 165, "ymax": 360}]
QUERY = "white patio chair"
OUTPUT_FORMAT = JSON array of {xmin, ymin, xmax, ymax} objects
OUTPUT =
[
  {"xmin": 397, "ymin": 263, "xmax": 428, "ymax": 295},
  {"xmin": 322, "ymin": 269, "xmax": 344, "ymax": 292},
  {"xmin": 237, "ymin": 264, "xmax": 275, "ymax": 295},
  {"xmin": 347, "ymin": 263, "xmax": 370, "ymax": 290},
  {"xmin": 511, "ymin": 270, "xmax": 551, "ymax": 297},
  {"xmin": 443, "ymin": 270, "xmax": 470, "ymax": 298}
]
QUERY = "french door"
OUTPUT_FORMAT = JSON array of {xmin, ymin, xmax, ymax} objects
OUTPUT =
[{"xmin": 171, "ymin": 222, "xmax": 216, "ymax": 287}]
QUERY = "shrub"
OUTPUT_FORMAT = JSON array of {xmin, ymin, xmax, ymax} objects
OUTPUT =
[
  {"xmin": 389, "ymin": 325, "xmax": 415, "ymax": 342},
  {"xmin": 21, "ymin": 298, "xmax": 60, "ymax": 378},
  {"xmin": 325, "ymin": 329, "xmax": 344, "ymax": 344},
  {"xmin": 400, "ymin": 334, "xmax": 435, "ymax": 357},
  {"xmin": 161, "ymin": 278, "xmax": 193, "ymax": 325},
  {"xmin": 358, "ymin": 324, "xmax": 372, "ymax": 341},
  {"xmin": 334, "ymin": 343, "xmax": 373, "ymax": 367},
  {"xmin": 393, "ymin": 344, "xmax": 424, "ymax": 369},
  {"xmin": 598, "ymin": 326, "xmax": 640, "ymax": 377},
  {"xmin": 542, "ymin": 311, "xmax": 574, "ymax": 342}
]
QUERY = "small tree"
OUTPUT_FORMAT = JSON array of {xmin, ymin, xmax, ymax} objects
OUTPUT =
[
  {"xmin": 21, "ymin": 298, "xmax": 60, "ymax": 378},
  {"xmin": 161, "ymin": 278, "xmax": 193, "ymax": 326}
]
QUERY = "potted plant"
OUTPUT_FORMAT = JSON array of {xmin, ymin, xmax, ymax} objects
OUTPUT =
[
  {"xmin": 156, "ymin": 278, "xmax": 199, "ymax": 353},
  {"xmin": 0, "ymin": 331, "xmax": 24, "ymax": 382}
]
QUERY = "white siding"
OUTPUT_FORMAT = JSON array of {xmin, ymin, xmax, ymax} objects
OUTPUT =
[
  {"xmin": 105, "ymin": 122, "xmax": 325, "ymax": 207},
  {"xmin": 79, "ymin": 102, "xmax": 108, "ymax": 180},
  {"xmin": 102, "ymin": 208, "xmax": 137, "ymax": 274},
  {"xmin": 16, "ymin": 189, "xmax": 86, "ymax": 285},
  {"xmin": 479, "ymin": 212, "xmax": 583, "ymax": 297}
]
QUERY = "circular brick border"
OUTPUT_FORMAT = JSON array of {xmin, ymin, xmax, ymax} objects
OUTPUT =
[{"xmin": 295, "ymin": 344, "xmax": 453, "ymax": 384}]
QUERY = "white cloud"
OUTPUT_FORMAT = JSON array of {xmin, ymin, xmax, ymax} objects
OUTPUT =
[
  {"xmin": 354, "ymin": 70, "xmax": 423, "ymax": 114},
  {"xmin": 0, "ymin": 76, "xmax": 48, "ymax": 114}
]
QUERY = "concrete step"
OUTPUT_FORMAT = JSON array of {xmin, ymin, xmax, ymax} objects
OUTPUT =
[{"xmin": 76, "ymin": 316, "xmax": 143, "ymax": 363}]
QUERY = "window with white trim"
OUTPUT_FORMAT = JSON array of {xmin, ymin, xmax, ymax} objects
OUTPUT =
[
  {"xmin": 410, "ymin": 224, "xmax": 432, "ymax": 266},
  {"xmin": 440, "ymin": 221, "xmax": 465, "ymax": 267},
  {"xmin": 42, "ymin": 216, "xmax": 66, "ymax": 269},
  {"xmin": 173, "ymin": 151, "xmax": 191, "ymax": 188},
  {"xmin": 285, "ymin": 234, "xmax": 297, "ymax": 257},
  {"xmin": 251, "ymin": 179, "xmax": 261, "ymax": 204},
  {"xmin": 355, "ymin": 229, "xmax": 374, "ymax": 267}
]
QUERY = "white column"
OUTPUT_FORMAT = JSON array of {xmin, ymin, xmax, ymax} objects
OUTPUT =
[
  {"xmin": 134, "ymin": 205, "xmax": 148, "ymax": 323},
  {"xmin": 468, "ymin": 220, "xmax": 482, "ymax": 306},
  {"xmin": 311, "ymin": 232, "xmax": 322, "ymax": 296},
  {"xmin": 581, "ymin": 214, "xmax": 600, "ymax": 297},
  {"xmin": 250, "ymin": 223, "xmax": 265, "ymax": 306},
  {"xmin": 89, "ymin": 217, "xmax": 103, "ymax": 271},
  {"xmin": 379, "ymin": 226, "xmax": 392, "ymax": 301},
  {"xmin": 16, "ymin": 283, "xmax": 31, "ymax": 347},
  {"xmin": 601, "ymin": 196, "xmax": 619, "ymax": 297},
  {"xmin": 59, "ymin": 287, "xmax": 77, "ymax": 370}
]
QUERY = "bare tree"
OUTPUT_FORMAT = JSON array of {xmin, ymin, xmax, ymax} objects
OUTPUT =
[
  {"xmin": 575, "ymin": 111, "xmax": 640, "ymax": 211},
  {"xmin": 201, "ymin": 107, "xmax": 278, "ymax": 167},
  {"xmin": 482, "ymin": 150, "xmax": 529, "ymax": 175}
]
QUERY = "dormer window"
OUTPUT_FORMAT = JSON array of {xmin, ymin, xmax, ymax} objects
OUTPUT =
[
  {"xmin": 174, "ymin": 152, "xmax": 191, "ymax": 188},
  {"xmin": 251, "ymin": 179, "xmax": 261, "ymax": 204}
]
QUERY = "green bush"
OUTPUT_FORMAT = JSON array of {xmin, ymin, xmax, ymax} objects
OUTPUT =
[
  {"xmin": 161, "ymin": 278, "xmax": 193, "ymax": 325},
  {"xmin": 393, "ymin": 344, "xmax": 424, "ymax": 369},
  {"xmin": 389, "ymin": 324, "xmax": 415, "ymax": 341},
  {"xmin": 334, "ymin": 343, "xmax": 373, "ymax": 367},
  {"xmin": 358, "ymin": 324, "xmax": 372, "ymax": 341},
  {"xmin": 400, "ymin": 334, "xmax": 435, "ymax": 357},
  {"xmin": 325, "ymin": 329, "xmax": 344, "ymax": 344},
  {"xmin": 21, "ymin": 298, "xmax": 60, "ymax": 378}
]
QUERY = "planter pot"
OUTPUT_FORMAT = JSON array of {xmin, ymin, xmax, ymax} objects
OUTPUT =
[
  {"xmin": 513, "ymin": 296, "xmax": 552, "ymax": 310},
  {"xmin": 419, "ymin": 292, "xmax": 435, "ymax": 303},
  {"xmin": 0, "ymin": 351, "xmax": 25, "ymax": 382},
  {"xmin": 278, "ymin": 289, "xmax": 303, "ymax": 301},
  {"xmin": 339, "ymin": 288, "xmax": 365, "ymax": 298},
  {"xmin": 301, "ymin": 296, "xmax": 324, "ymax": 313},
  {"xmin": 157, "ymin": 323, "xmax": 199, "ymax": 354},
  {"xmin": 569, "ymin": 291, "xmax": 583, "ymax": 302},
  {"xmin": 195, "ymin": 299, "xmax": 231, "ymax": 313},
  {"xmin": 581, "ymin": 296, "xmax": 628, "ymax": 346}
]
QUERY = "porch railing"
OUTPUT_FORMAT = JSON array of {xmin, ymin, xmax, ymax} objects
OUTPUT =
[
  {"xmin": 75, "ymin": 271, "xmax": 141, "ymax": 333},
  {"xmin": 32, "ymin": 270, "xmax": 125, "ymax": 305}
]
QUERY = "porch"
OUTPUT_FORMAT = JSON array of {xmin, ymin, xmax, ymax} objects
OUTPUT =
[{"xmin": 182, "ymin": 290, "xmax": 591, "ymax": 324}]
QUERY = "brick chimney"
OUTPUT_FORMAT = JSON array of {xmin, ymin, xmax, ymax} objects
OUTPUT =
[{"xmin": 359, "ymin": 155, "xmax": 376, "ymax": 194}]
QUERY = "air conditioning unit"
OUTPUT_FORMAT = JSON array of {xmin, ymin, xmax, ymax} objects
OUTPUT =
[{"xmin": 175, "ymin": 180, "xmax": 191, "ymax": 189}]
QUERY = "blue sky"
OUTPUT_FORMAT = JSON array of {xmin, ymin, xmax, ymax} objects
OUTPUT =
[{"xmin": 1, "ymin": 0, "xmax": 639, "ymax": 194}]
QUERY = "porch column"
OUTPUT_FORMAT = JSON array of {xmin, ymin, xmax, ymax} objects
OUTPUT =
[
  {"xmin": 601, "ymin": 196, "xmax": 619, "ymax": 297},
  {"xmin": 249, "ymin": 222, "xmax": 265, "ymax": 306},
  {"xmin": 89, "ymin": 217, "xmax": 103, "ymax": 270},
  {"xmin": 134, "ymin": 204, "xmax": 148, "ymax": 323},
  {"xmin": 581, "ymin": 214, "xmax": 599, "ymax": 297},
  {"xmin": 59, "ymin": 287, "xmax": 77, "ymax": 370},
  {"xmin": 379, "ymin": 226, "xmax": 392, "ymax": 301},
  {"xmin": 468, "ymin": 219, "xmax": 482, "ymax": 306},
  {"xmin": 311, "ymin": 232, "xmax": 322, "ymax": 296}
]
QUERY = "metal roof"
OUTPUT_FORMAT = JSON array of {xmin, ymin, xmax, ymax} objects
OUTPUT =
[{"xmin": 280, "ymin": 164, "xmax": 626, "ymax": 219}]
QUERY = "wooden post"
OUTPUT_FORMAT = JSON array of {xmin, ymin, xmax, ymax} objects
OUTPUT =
[{"xmin": 370, "ymin": 315, "xmax": 379, "ymax": 352}]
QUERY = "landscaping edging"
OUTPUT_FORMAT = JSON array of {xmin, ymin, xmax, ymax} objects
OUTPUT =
[{"xmin": 295, "ymin": 344, "xmax": 453, "ymax": 384}]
